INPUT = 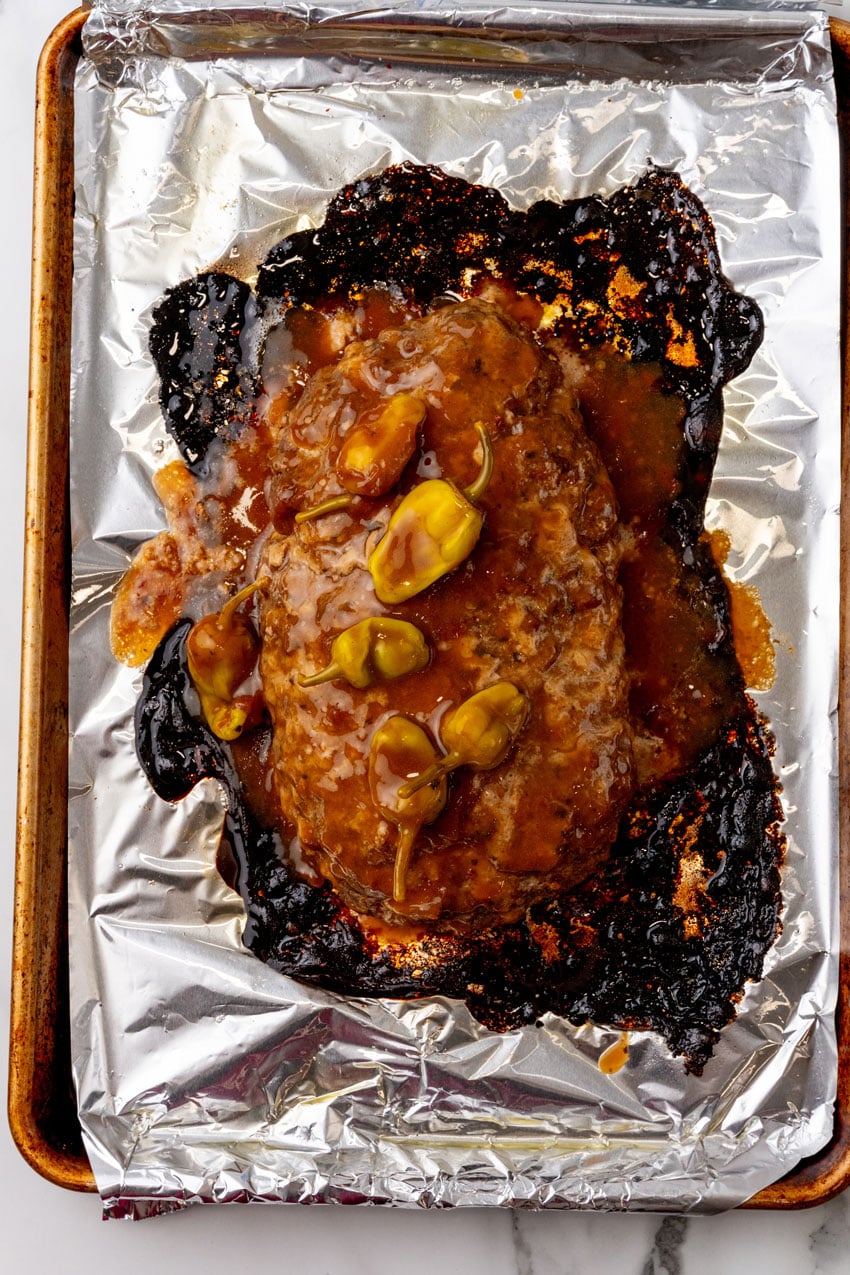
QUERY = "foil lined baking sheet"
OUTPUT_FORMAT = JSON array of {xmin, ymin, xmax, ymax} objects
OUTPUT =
[{"xmin": 67, "ymin": 0, "xmax": 841, "ymax": 1216}]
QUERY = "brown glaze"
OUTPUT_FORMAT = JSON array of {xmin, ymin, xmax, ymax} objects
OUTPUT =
[
  {"xmin": 258, "ymin": 298, "xmax": 633, "ymax": 926},
  {"xmin": 708, "ymin": 528, "xmax": 776, "ymax": 693}
]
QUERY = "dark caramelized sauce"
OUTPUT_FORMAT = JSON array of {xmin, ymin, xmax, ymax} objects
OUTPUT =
[
  {"xmin": 255, "ymin": 163, "xmax": 761, "ymax": 404},
  {"xmin": 136, "ymin": 165, "xmax": 781, "ymax": 1072},
  {"xmin": 622, "ymin": 536, "xmax": 743, "ymax": 775},
  {"xmin": 571, "ymin": 348, "xmax": 685, "ymax": 527},
  {"xmin": 150, "ymin": 271, "xmax": 260, "ymax": 474},
  {"xmin": 229, "ymin": 726, "xmax": 282, "ymax": 831}
]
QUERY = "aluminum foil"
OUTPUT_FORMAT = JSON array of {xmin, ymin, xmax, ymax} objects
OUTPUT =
[{"xmin": 67, "ymin": 0, "xmax": 841, "ymax": 1217}]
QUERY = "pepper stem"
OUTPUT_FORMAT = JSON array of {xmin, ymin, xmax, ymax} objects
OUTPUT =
[
  {"xmin": 297, "ymin": 660, "xmax": 341, "ymax": 688},
  {"xmin": 295, "ymin": 494, "xmax": 354, "ymax": 524},
  {"xmin": 393, "ymin": 823, "xmax": 418, "ymax": 903},
  {"xmin": 220, "ymin": 576, "xmax": 270, "ymax": 625},
  {"xmin": 398, "ymin": 751, "xmax": 462, "ymax": 800},
  {"xmin": 462, "ymin": 423, "xmax": 494, "ymax": 505}
]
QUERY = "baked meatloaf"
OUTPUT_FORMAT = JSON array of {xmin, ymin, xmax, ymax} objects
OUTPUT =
[{"xmin": 258, "ymin": 297, "xmax": 634, "ymax": 927}]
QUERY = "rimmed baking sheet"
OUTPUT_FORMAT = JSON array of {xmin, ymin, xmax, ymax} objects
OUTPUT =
[{"xmin": 11, "ymin": 0, "xmax": 850, "ymax": 1208}]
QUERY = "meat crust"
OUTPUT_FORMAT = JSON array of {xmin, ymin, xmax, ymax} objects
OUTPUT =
[{"xmin": 258, "ymin": 299, "xmax": 634, "ymax": 928}]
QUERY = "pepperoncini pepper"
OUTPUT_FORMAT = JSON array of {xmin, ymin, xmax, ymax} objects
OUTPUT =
[
  {"xmin": 367, "ymin": 422, "xmax": 494, "ymax": 604},
  {"xmin": 295, "ymin": 394, "xmax": 427, "ymax": 523},
  {"xmin": 337, "ymin": 393, "xmax": 426, "ymax": 497},
  {"xmin": 398, "ymin": 680, "xmax": 529, "ymax": 799},
  {"xmin": 201, "ymin": 692, "xmax": 264, "ymax": 742},
  {"xmin": 299, "ymin": 617, "xmax": 430, "ymax": 689},
  {"xmin": 369, "ymin": 716, "xmax": 447, "ymax": 903},
  {"xmin": 186, "ymin": 577, "xmax": 268, "ymax": 741}
]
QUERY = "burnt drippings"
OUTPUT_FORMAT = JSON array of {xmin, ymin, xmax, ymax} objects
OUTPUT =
[
  {"xmin": 136, "ymin": 621, "xmax": 348, "ymax": 951},
  {"xmin": 137, "ymin": 631, "xmax": 782, "ymax": 1072},
  {"xmin": 149, "ymin": 272, "xmax": 260, "ymax": 474},
  {"xmin": 134, "ymin": 164, "xmax": 781, "ymax": 1071},
  {"xmin": 155, "ymin": 166, "xmax": 761, "ymax": 476},
  {"xmin": 554, "ymin": 718, "xmax": 783, "ymax": 1064},
  {"xmin": 258, "ymin": 163, "xmax": 762, "ymax": 405},
  {"xmin": 258, "ymin": 166, "xmax": 511, "ymax": 307},
  {"xmin": 136, "ymin": 619, "xmax": 232, "ymax": 802}
]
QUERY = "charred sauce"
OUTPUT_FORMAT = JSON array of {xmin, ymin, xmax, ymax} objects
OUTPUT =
[{"xmin": 133, "ymin": 165, "xmax": 781, "ymax": 1073}]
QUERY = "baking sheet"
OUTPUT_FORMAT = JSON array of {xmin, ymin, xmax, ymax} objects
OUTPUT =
[{"xmin": 67, "ymin": 0, "xmax": 841, "ymax": 1216}]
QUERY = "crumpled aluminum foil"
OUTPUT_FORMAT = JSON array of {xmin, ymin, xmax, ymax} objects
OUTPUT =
[{"xmin": 67, "ymin": 0, "xmax": 841, "ymax": 1217}]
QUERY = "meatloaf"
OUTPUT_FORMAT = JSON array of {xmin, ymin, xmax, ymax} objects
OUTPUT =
[{"xmin": 257, "ymin": 298, "xmax": 634, "ymax": 928}]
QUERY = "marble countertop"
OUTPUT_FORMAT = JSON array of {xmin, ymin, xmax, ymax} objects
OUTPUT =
[{"xmin": 2, "ymin": 3, "xmax": 849, "ymax": 1268}]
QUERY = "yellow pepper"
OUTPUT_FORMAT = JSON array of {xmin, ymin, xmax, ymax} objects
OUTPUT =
[
  {"xmin": 368, "ymin": 423, "xmax": 493, "ymax": 604},
  {"xmin": 337, "ymin": 393, "xmax": 426, "ymax": 497},
  {"xmin": 186, "ymin": 578, "xmax": 268, "ymax": 741},
  {"xmin": 398, "ymin": 680, "xmax": 529, "ymax": 798},
  {"xmin": 369, "ymin": 715, "xmax": 447, "ymax": 902},
  {"xmin": 299, "ymin": 617, "xmax": 429, "ymax": 689},
  {"xmin": 201, "ymin": 692, "xmax": 263, "ymax": 742},
  {"xmin": 294, "ymin": 394, "xmax": 426, "ymax": 523}
]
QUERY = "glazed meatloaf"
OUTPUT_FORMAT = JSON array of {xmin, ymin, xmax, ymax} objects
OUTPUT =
[{"xmin": 257, "ymin": 298, "xmax": 635, "ymax": 927}]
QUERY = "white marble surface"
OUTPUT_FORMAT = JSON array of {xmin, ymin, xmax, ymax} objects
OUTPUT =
[{"xmin": 2, "ymin": 1, "xmax": 849, "ymax": 1267}]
